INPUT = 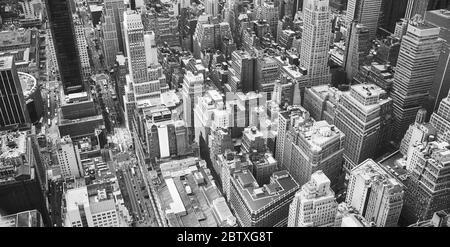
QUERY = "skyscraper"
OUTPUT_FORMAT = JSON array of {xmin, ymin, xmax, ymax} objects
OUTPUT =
[
  {"xmin": 400, "ymin": 141, "xmax": 450, "ymax": 225},
  {"xmin": 0, "ymin": 56, "xmax": 30, "ymax": 130},
  {"xmin": 288, "ymin": 171, "xmax": 341, "ymax": 227},
  {"xmin": 300, "ymin": 0, "xmax": 332, "ymax": 86},
  {"xmin": 282, "ymin": 120, "xmax": 345, "ymax": 189},
  {"xmin": 124, "ymin": 12, "xmax": 148, "ymax": 84},
  {"xmin": 430, "ymin": 91, "xmax": 450, "ymax": 142},
  {"xmin": 346, "ymin": 0, "xmax": 383, "ymax": 41},
  {"xmin": 405, "ymin": 0, "xmax": 430, "ymax": 19},
  {"xmin": 102, "ymin": 0, "xmax": 125, "ymax": 68},
  {"xmin": 423, "ymin": 9, "xmax": 450, "ymax": 117},
  {"xmin": 182, "ymin": 70, "xmax": 204, "ymax": 129},
  {"xmin": 56, "ymin": 135, "xmax": 83, "ymax": 179},
  {"xmin": 46, "ymin": 0, "xmax": 83, "ymax": 94},
  {"xmin": 392, "ymin": 20, "xmax": 442, "ymax": 141},
  {"xmin": 346, "ymin": 159, "xmax": 404, "ymax": 227},
  {"xmin": 343, "ymin": 23, "xmax": 371, "ymax": 82},
  {"xmin": 335, "ymin": 84, "xmax": 392, "ymax": 171},
  {"xmin": 205, "ymin": 0, "xmax": 219, "ymax": 17}
]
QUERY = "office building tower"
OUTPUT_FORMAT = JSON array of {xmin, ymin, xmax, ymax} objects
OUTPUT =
[
  {"xmin": 229, "ymin": 170, "xmax": 300, "ymax": 227},
  {"xmin": 400, "ymin": 109, "xmax": 437, "ymax": 158},
  {"xmin": 141, "ymin": 8, "xmax": 180, "ymax": 48},
  {"xmin": 255, "ymin": 2, "xmax": 279, "ymax": 38},
  {"xmin": 400, "ymin": 141, "xmax": 450, "ymax": 225},
  {"xmin": 303, "ymin": 85, "xmax": 341, "ymax": 124},
  {"xmin": 124, "ymin": 12, "xmax": 147, "ymax": 84},
  {"xmin": 182, "ymin": 71, "xmax": 204, "ymax": 128},
  {"xmin": 282, "ymin": 120, "xmax": 345, "ymax": 189},
  {"xmin": 114, "ymin": 55, "xmax": 128, "ymax": 109},
  {"xmin": 0, "ymin": 131, "xmax": 49, "ymax": 226},
  {"xmin": 205, "ymin": 0, "xmax": 219, "ymax": 17},
  {"xmin": 392, "ymin": 21, "xmax": 442, "ymax": 141},
  {"xmin": 0, "ymin": 56, "xmax": 31, "ymax": 130},
  {"xmin": 335, "ymin": 84, "xmax": 392, "ymax": 171},
  {"xmin": 288, "ymin": 171, "xmax": 341, "ymax": 227},
  {"xmin": 275, "ymin": 106, "xmax": 310, "ymax": 165},
  {"xmin": 379, "ymin": 0, "xmax": 409, "ymax": 33},
  {"xmin": 346, "ymin": 159, "xmax": 404, "ymax": 227},
  {"xmin": 346, "ymin": 0, "xmax": 383, "ymax": 40},
  {"xmin": 344, "ymin": 23, "xmax": 370, "ymax": 82},
  {"xmin": 220, "ymin": 150, "xmax": 252, "ymax": 200},
  {"xmin": 430, "ymin": 91, "xmax": 450, "ymax": 142},
  {"xmin": 192, "ymin": 15, "xmax": 234, "ymax": 58},
  {"xmin": 64, "ymin": 186, "xmax": 120, "ymax": 227},
  {"xmin": 56, "ymin": 135, "xmax": 83, "ymax": 179},
  {"xmin": 73, "ymin": 14, "xmax": 91, "ymax": 81},
  {"xmin": 227, "ymin": 50, "xmax": 257, "ymax": 93},
  {"xmin": 209, "ymin": 128, "xmax": 234, "ymax": 178},
  {"xmin": 255, "ymin": 55, "xmax": 279, "ymax": 99},
  {"xmin": 424, "ymin": 9, "xmax": 450, "ymax": 117},
  {"xmin": 102, "ymin": 0, "xmax": 126, "ymax": 67},
  {"xmin": 242, "ymin": 127, "xmax": 266, "ymax": 153},
  {"xmin": 300, "ymin": 0, "xmax": 332, "ymax": 86},
  {"xmin": 45, "ymin": 0, "xmax": 83, "ymax": 94},
  {"xmin": 405, "ymin": 0, "xmax": 430, "ymax": 19},
  {"xmin": 249, "ymin": 152, "xmax": 278, "ymax": 186}
]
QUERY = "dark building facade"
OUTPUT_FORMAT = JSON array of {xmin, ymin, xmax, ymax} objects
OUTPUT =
[
  {"xmin": 46, "ymin": 0, "xmax": 84, "ymax": 94},
  {"xmin": 0, "ymin": 56, "xmax": 31, "ymax": 130}
]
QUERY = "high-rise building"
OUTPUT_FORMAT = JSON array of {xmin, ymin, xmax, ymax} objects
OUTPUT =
[
  {"xmin": 182, "ymin": 70, "xmax": 204, "ymax": 129},
  {"xmin": 219, "ymin": 150, "xmax": 252, "ymax": 200},
  {"xmin": 45, "ymin": 0, "xmax": 83, "ymax": 94},
  {"xmin": 227, "ymin": 50, "xmax": 257, "ymax": 93},
  {"xmin": 400, "ymin": 109, "xmax": 436, "ymax": 159},
  {"xmin": 300, "ymin": 0, "xmax": 332, "ymax": 86},
  {"xmin": 64, "ymin": 186, "xmax": 120, "ymax": 227},
  {"xmin": 282, "ymin": 119, "xmax": 345, "ymax": 189},
  {"xmin": 255, "ymin": 2, "xmax": 279, "ymax": 38},
  {"xmin": 192, "ymin": 15, "xmax": 234, "ymax": 58},
  {"xmin": 102, "ymin": 0, "xmax": 125, "ymax": 67},
  {"xmin": 229, "ymin": 170, "xmax": 300, "ymax": 227},
  {"xmin": 0, "ymin": 131, "xmax": 49, "ymax": 226},
  {"xmin": 430, "ymin": 91, "xmax": 450, "ymax": 142},
  {"xmin": 335, "ymin": 84, "xmax": 392, "ymax": 171},
  {"xmin": 346, "ymin": 0, "xmax": 383, "ymax": 40},
  {"xmin": 0, "ymin": 56, "xmax": 31, "ymax": 130},
  {"xmin": 392, "ymin": 21, "xmax": 442, "ymax": 141},
  {"xmin": 56, "ymin": 135, "xmax": 83, "ymax": 179},
  {"xmin": 343, "ymin": 23, "xmax": 370, "ymax": 82},
  {"xmin": 400, "ymin": 141, "xmax": 450, "ymax": 225},
  {"xmin": 73, "ymin": 14, "xmax": 91, "ymax": 82},
  {"xmin": 346, "ymin": 159, "xmax": 404, "ymax": 227},
  {"xmin": 288, "ymin": 171, "xmax": 341, "ymax": 227},
  {"xmin": 205, "ymin": 0, "xmax": 219, "ymax": 17},
  {"xmin": 0, "ymin": 210, "xmax": 44, "ymax": 227},
  {"xmin": 405, "ymin": 0, "xmax": 430, "ymax": 19},
  {"xmin": 124, "ymin": 12, "xmax": 148, "ymax": 84},
  {"xmin": 275, "ymin": 106, "xmax": 310, "ymax": 166},
  {"xmin": 242, "ymin": 126, "xmax": 266, "ymax": 153},
  {"xmin": 303, "ymin": 85, "xmax": 341, "ymax": 124},
  {"xmin": 423, "ymin": 9, "xmax": 450, "ymax": 117}
]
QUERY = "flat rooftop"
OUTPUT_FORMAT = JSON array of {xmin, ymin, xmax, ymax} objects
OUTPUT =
[
  {"xmin": 295, "ymin": 120, "xmax": 344, "ymax": 152},
  {"xmin": 0, "ymin": 55, "xmax": 14, "ymax": 70},
  {"xmin": 0, "ymin": 210, "xmax": 43, "ymax": 227},
  {"xmin": 0, "ymin": 29, "xmax": 31, "ymax": 48},
  {"xmin": 0, "ymin": 131, "xmax": 28, "ymax": 161},
  {"xmin": 231, "ymin": 169, "xmax": 299, "ymax": 213}
]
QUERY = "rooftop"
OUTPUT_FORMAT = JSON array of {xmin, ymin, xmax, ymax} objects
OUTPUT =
[
  {"xmin": 18, "ymin": 72, "xmax": 37, "ymax": 99},
  {"xmin": 0, "ymin": 55, "xmax": 14, "ymax": 70},
  {"xmin": 0, "ymin": 29, "xmax": 31, "ymax": 48},
  {"xmin": 0, "ymin": 131, "xmax": 28, "ymax": 161},
  {"xmin": 295, "ymin": 120, "xmax": 344, "ymax": 152},
  {"xmin": 0, "ymin": 210, "xmax": 43, "ymax": 227},
  {"xmin": 231, "ymin": 169, "xmax": 299, "ymax": 213}
]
